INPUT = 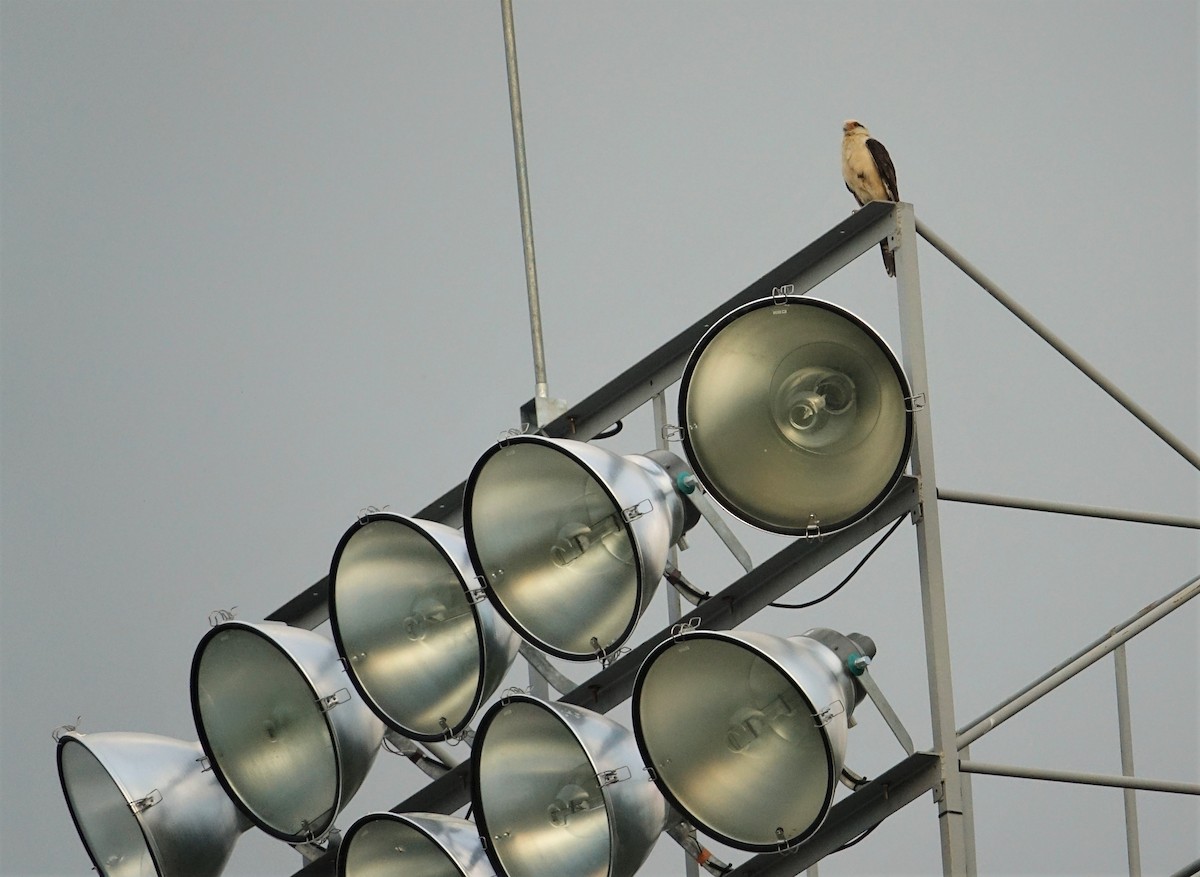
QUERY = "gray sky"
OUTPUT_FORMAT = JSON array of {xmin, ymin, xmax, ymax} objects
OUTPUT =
[{"xmin": 2, "ymin": 1, "xmax": 1196, "ymax": 875}]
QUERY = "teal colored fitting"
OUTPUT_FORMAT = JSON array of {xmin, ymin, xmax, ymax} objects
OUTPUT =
[{"xmin": 846, "ymin": 652, "xmax": 869, "ymax": 676}]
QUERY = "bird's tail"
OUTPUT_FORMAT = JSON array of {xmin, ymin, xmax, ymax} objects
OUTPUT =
[{"xmin": 880, "ymin": 241, "xmax": 896, "ymax": 277}]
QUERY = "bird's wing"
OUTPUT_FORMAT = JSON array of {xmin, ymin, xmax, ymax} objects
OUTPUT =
[
  {"xmin": 845, "ymin": 181, "xmax": 865, "ymax": 206},
  {"xmin": 866, "ymin": 138, "xmax": 899, "ymax": 201}
]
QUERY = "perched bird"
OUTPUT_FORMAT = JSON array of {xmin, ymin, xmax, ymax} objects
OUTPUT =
[{"xmin": 841, "ymin": 119, "xmax": 900, "ymax": 276}]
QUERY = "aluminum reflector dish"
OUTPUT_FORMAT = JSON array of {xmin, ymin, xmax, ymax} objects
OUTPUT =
[
  {"xmin": 190, "ymin": 621, "xmax": 383, "ymax": 843},
  {"xmin": 678, "ymin": 295, "xmax": 912, "ymax": 535},
  {"xmin": 329, "ymin": 513, "xmax": 519, "ymax": 741},
  {"xmin": 57, "ymin": 731, "xmax": 247, "ymax": 877},
  {"xmin": 472, "ymin": 694, "xmax": 667, "ymax": 877},
  {"xmin": 633, "ymin": 629, "xmax": 869, "ymax": 851},
  {"xmin": 338, "ymin": 812, "xmax": 492, "ymax": 877},
  {"xmin": 463, "ymin": 436, "xmax": 683, "ymax": 661}
]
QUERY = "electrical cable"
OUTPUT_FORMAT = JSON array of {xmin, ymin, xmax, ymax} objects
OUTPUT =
[
  {"xmin": 663, "ymin": 565, "xmax": 711, "ymax": 604},
  {"xmin": 768, "ymin": 514, "xmax": 905, "ymax": 609},
  {"xmin": 834, "ymin": 819, "xmax": 882, "ymax": 851},
  {"xmin": 592, "ymin": 419, "xmax": 624, "ymax": 440}
]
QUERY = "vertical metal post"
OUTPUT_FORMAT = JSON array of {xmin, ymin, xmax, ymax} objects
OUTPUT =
[
  {"xmin": 892, "ymin": 202, "xmax": 975, "ymax": 875},
  {"xmin": 958, "ymin": 744, "xmax": 979, "ymax": 871},
  {"xmin": 1114, "ymin": 644, "xmax": 1142, "ymax": 876},
  {"xmin": 653, "ymin": 392, "xmax": 688, "ymax": 631},
  {"xmin": 653, "ymin": 390, "xmax": 699, "ymax": 877},
  {"xmin": 500, "ymin": 0, "xmax": 551, "ymax": 410},
  {"xmin": 526, "ymin": 655, "xmax": 551, "ymax": 700}
]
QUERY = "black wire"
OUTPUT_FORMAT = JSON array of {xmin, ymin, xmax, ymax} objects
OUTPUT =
[
  {"xmin": 768, "ymin": 514, "xmax": 906, "ymax": 609},
  {"xmin": 663, "ymin": 567, "xmax": 711, "ymax": 603},
  {"xmin": 840, "ymin": 766, "xmax": 870, "ymax": 789},
  {"xmin": 835, "ymin": 819, "xmax": 882, "ymax": 851},
  {"xmin": 592, "ymin": 419, "xmax": 624, "ymax": 440}
]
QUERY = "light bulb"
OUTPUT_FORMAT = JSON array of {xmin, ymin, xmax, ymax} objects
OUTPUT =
[
  {"xmin": 550, "ymin": 512, "xmax": 624, "ymax": 567},
  {"xmin": 773, "ymin": 367, "xmax": 859, "ymax": 452}
]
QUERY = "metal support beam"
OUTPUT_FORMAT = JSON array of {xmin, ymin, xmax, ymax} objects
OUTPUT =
[
  {"xmin": 858, "ymin": 668, "xmax": 915, "ymax": 756},
  {"xmin": 915, "ymin": 218, "xmax": 1200, "ymax": 473},
  {"xmin": 1114, "ymin": 644, "xmax": 1142, "ymax": 876},
  {"xmin": 724, "ymin": 753, "xmax": 942, "ymax": 876},
  {"xmin": 1168, "ymin": 858, "xmax": 1200, "ymax": 877},
  {"xmin": 957, "ymin": 574, "xmax": 1200, "ymax": 750},
  {"xmin": 893, "ymin": 202, "xmax": 973, "ymax": 874},
  {"xmin": 266, "ymin": 202, "xmax": 899, "ymax": 631},
  {"xmin": 654, "ymin": 391, "xmax": 688, "ymax": 631},
  {"xmin": 958, "ymin": 760, "xmax": 1200, "ymax": 796},
  {"xmin": 654, "ymin": 393, "xmax": 701, "ymax": 877},
  {"xmin": 938, "ymin": 489, "xmax": 1200, "ymax": 530}
]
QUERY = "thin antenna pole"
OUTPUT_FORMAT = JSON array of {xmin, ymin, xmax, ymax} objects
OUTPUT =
[{"xmin": 500, "ymin": 0, "xmax": 550, "ymax": 403}]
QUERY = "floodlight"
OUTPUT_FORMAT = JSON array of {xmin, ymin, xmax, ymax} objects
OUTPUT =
[
  {"xmin": 56, "ymin": 730, "xmax": 249, "ymax": 877},
  {"xmin": 329, "ymin": 513, "xmax": 520, "ymax": 741},
  {"xmin": 472, "ymin": 694, "xmax": 667, "ymax": 877},
  {"xmin": 678, "ymin": 295, "xmax": 912, "ymax": 535},
  {"xmin": 190, "ymin": 620, "xmax": 384, "ymax": 843},
  {"xmin": 338, "ymin": 812, "xmax": 491, "ymax": 877},
  {"xmin": 632, "ymin": 627, "xmax": 875, "ymax": 851},
  {"xmin": 463, "ymin": 436, "xmax": 690, "ymax": 661}
]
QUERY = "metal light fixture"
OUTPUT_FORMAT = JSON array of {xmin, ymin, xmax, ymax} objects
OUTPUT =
[
  {"xmin": 337, "ymin": 812, "xmax": 492, "ymax": 877},
  {"xmin": 678, "ymin": 295, "xmax": 912, "ymax": 535},
  {"xmin": 632, "ymin": 627, "xmax": 875, "ymax": 851},
  {"xmin": 471, "ymin": 693, "xmax": 668, "ymax": 877},
  {"xmin": 463, "ymin": 435, "xmax": 691, "ymax": 661},
  {"xmin": 190, "ymin": 621, "xmax": 384, "ymax": 844},
  {"xmin": 328, "ymin": 512, "xmax": 520, "ymax": 741},
  {"xmin": 56, "ymin": 730, "xmax": 250, "ymax": 877}
]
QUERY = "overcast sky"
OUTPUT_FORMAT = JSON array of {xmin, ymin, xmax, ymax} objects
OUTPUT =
[{"xmin": 1, "ymin": 2, "xmax": 1196, "ymax": 875}]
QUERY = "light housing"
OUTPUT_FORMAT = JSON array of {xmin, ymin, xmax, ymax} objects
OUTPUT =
[
  {"xmin": 471, "ymin": 694, "xmax": 667, "ymax": 877},
  {"xmin": 632, "ymin": 627, "xmax": 874, "ymax": 851},
  {"xmin": 337, "ymin": 812, "xmax": 492, "ymax": 877},
  {"xmin": 463, "ymin": 435, "xmax": 688, "ymax": 661},
  {"xmin": 328, "ymin": 513, "xmax": 520, "ymax": 741},
  {"xmin": 678, "ymin": 295, "xmax": 912, "ymax": 535},
  {"xmin": 190, "ymin": 620, "xmax": 384, "ymax": 843},
  {"xmin": 56, "ymin": 730, "xmax": 249, "ymax": 877}
]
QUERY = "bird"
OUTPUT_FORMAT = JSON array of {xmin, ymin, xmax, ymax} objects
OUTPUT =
[{"xmin": 841, "ymin": 119, "xmax": 900, "ymax": 276}]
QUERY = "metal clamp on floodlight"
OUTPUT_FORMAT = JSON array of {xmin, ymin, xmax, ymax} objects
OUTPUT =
[
  {"xmin": 471, "ymin": 694, "xmax": 668, "ymax": 877},
  {"xmin": 678, "ymin": 295, "xmax": 913, "ymax": 535},
  {"xmin": 190, "ymin": 621, "xmax": 384, "ymax": 844},
  {"xmin": 338, "ymin": 812, "xmax": 492, "ymax": 877},
  {"xmin": 56, "ymin": 730, "xmax": 251, "ymax": 877},
  {"xmin": 632, "ymin": 627, "xmax": 876, "ymax": 852},
  {"xmin": 462, "ymin": 435, "xmax": 698, "ymax": 661},
  {"xmin": 328, "ymin": 512, "xmax": 521, "ymax": 742}
]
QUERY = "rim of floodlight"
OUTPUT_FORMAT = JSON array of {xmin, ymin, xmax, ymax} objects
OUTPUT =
[
  {"xmin": 677, "ymin": 294, "xmax": 914, "ymax": 537},
  {"xmin": 630, "ymin": 628, "xmax": 838, "ymax": 853},
  {"xmin": 327, "ymin": 512, "xmax": 492, "ymax": 742},
  {"xmin": 461, "ymin": 434, "xmax": 649, "ymax": 662},
  {"xmin": 189, "ymin": 620, "xmax": 346, "ymax": 844},
  {"xmin": 56, "ymin": 733, "xmax": 168, "ymax": 877}
]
